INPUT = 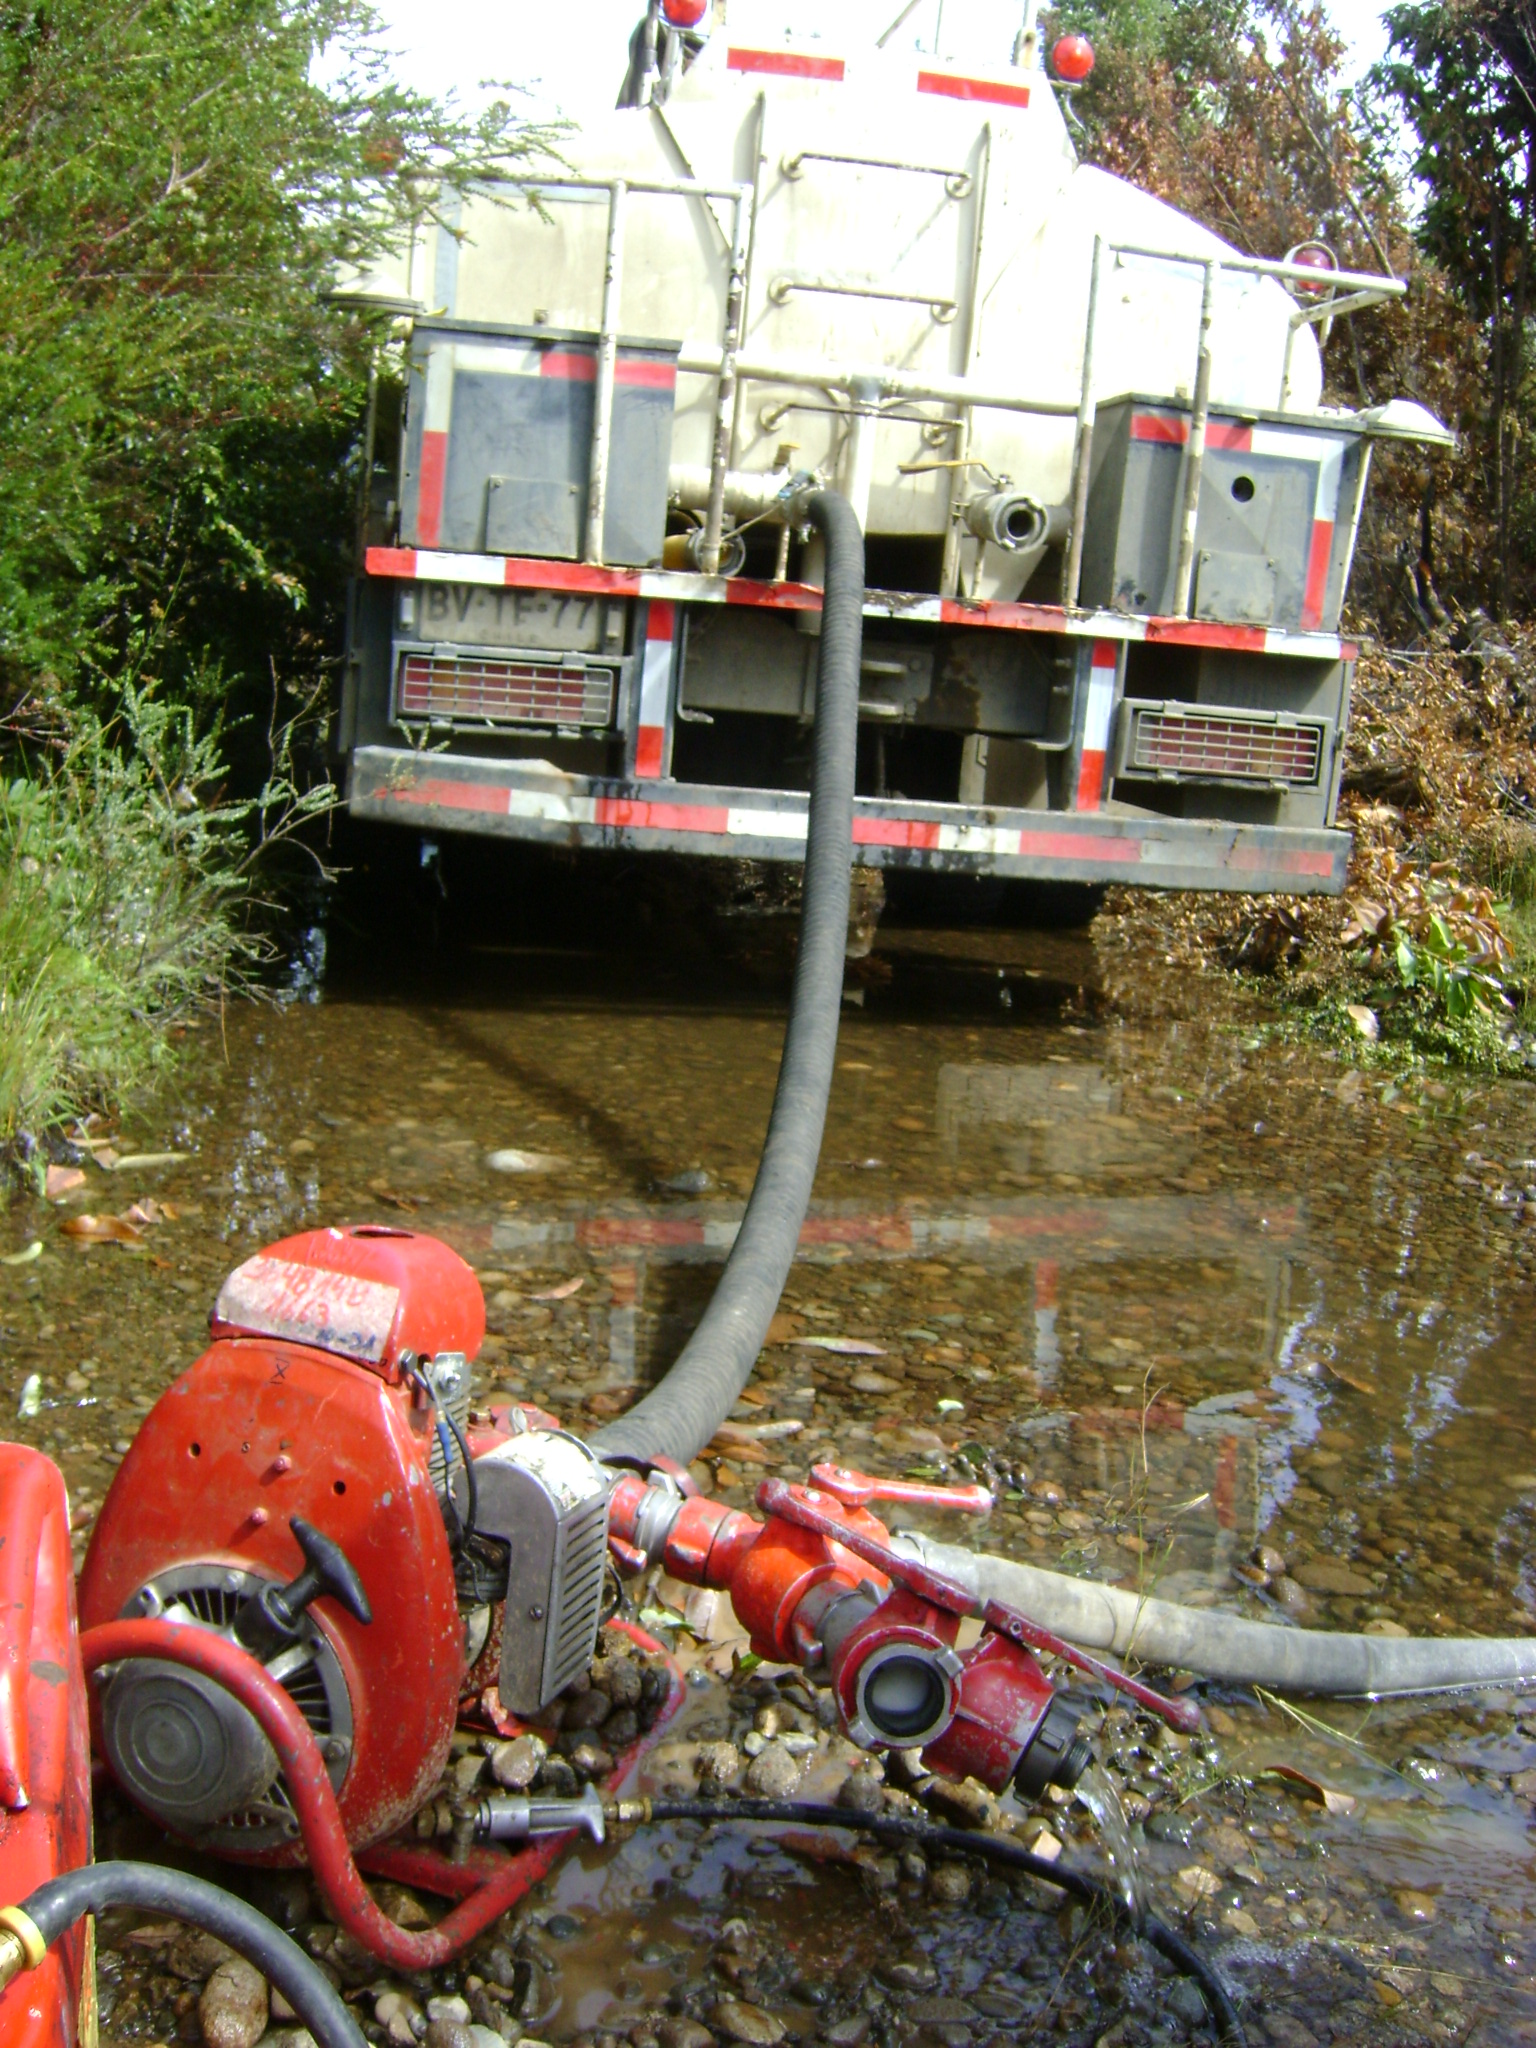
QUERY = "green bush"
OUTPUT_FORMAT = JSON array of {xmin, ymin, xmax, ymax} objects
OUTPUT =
[{"xmin": 0, "ymin": 684, "xmax": 331, "ymax": 1155}]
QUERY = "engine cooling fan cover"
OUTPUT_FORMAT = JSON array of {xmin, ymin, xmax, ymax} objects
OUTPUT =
[{"xmin": 103, "ymin": 1564, "xmax": 353, "ymax": 1849}]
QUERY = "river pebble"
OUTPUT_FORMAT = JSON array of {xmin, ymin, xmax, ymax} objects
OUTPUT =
[
  {"xmin": 491, "ymin": 1733, "xmax": 548, "ymax": 1789},
  {"xmin": 744, "ymin": 1741, "xmax": 802, "ymax": 1797},
  {"xmin": 713, "ymin": 2000, "xmax": 785, "ymax": 2045},
  {"xmin": 199, "ymin": 1958, "xmax": 268, "ymax": 2048}
]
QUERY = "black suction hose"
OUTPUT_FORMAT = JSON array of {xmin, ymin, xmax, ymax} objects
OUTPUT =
[
  {"xmin": 15, "ymin": 1863, "xmax": 365, "ymax": 2048},
  {"xmin": 590, "ymin": 490, "xmax": 864, "ymax": 1469},
  {"xmin": 639, "ymin": 1799, "xmax": 1244, "ymax": 2044}
]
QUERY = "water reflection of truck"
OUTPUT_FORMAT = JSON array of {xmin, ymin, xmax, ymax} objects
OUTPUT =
[{"xmin": 335, "ymin": 0, "xmax": 1450, "ymax": 901}]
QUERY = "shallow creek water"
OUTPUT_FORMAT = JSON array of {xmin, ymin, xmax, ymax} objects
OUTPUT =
[{"xmin": 8, "ymin": 874, "xmax": 1536, "ymax": 2045}]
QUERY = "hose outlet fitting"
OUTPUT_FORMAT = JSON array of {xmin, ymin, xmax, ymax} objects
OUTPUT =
[
  {"xmin": 964, "ymin": 492, "xmax": 1068, "ymax": 554},
  {"xmin": 1014, "ymin": 1691, "xmax": 1093, "ymax": 1798},
  {"xmin": 474, "ymin": 1784, "xmax": 606, "ymax": 1845},
  {"xmin": 0, "ymin": 1905, "xmax": 44, "ymax": 1990}
]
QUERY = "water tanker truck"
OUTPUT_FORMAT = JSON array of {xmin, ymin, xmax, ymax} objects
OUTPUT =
[{"xmin": 335, "ymin": 0, "xmax": 1451, "ymax": 900}]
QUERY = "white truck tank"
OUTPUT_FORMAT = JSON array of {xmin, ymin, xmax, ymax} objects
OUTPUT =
[{"xmin": 337, "ymin": 1, "xmax": 1450, "ymax": 900}]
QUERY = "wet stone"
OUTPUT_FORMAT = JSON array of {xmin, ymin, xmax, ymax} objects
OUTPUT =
[
  {"xmin": 658, "ymin": 2024, "xmax": 717, "ymax": 2048},
  {"xmin": 928, "ymin": 1864, "xmax": 971, "ymax": 1905},
  {"xmin": 491, "ymin": 1735, "xmax": 547, "ymax": 1790},
  {"xmin": 199, "ymin": 1957, "xmax": 268, "ymax": 2048},
  {"xmin": 565, "ymin": 1688, "xmax": 612, "ymax": 1730},
  {"xmin": 744, "ymin": 1742, "xmax": 802, "ymax": 1798},
  {"xmin": 544, "ymin": 1914, "xmax": 584, "ymax": 1940},
  {"xmin": 425, "ymin": 2022, "xmax": 476, "ymax": 2048},
  {"xmin": 713, "ymin": 2000, "xmax": 786, "ymax": 2045},
  {"xmin": 877, "ymin": 1961, "xmax": 939, "ymax": 1994},
  {"xmin": 836, "ymin": 1768, "xmax": 885, "ymax": 1815},
  {"xmin": 696, "ymin": 1741, "xmax": 742, "ymax": 1785},
  {"xmin": 821, "ymin": 2019, "xmax": 870, "ymax": 2048}
]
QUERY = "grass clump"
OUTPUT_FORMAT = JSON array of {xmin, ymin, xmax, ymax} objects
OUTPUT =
[{"xmin": 0, "ymin": 685, "xmax": 330, "ymax": 1166}]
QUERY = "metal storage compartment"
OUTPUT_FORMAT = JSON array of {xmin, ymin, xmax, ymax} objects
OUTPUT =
[
  {"xmin": 399, "ymin": 319, "xmax": 681, "ymax": 566},
  {"xmin": 1078, "ymin": 395, "xmax": 1367, "ymax": 633}
]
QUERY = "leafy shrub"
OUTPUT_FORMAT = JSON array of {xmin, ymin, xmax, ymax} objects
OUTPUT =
[{"xmin": 1342, "ymin": 853, "xmax": 1513, "ymax": 1021}]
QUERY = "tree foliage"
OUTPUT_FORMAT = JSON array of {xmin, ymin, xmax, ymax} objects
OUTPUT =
[
  {"xmin": 1051, "ymin": 0, "xmax": 1536, "ymax": 628},
  {"xmin": 0, "ymin": 0, "xmax": 551, "ymax": 716}
]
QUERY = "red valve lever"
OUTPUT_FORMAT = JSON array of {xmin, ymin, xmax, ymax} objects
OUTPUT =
[
  {"xmin": 758, "ymin": 1478, "xmax": 1200, "ymax": 1735},
  {"xmin": 810, "ymin": 1463, "xmax": 992, "ymax": 1513}
]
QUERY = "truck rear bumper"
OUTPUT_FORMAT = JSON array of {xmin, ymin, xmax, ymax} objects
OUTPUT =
[{"xmin": 349, "ymin": 746, "xmax": 1350, "ymax": 893}]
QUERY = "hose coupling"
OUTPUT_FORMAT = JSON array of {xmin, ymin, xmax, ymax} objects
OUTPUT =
[
  {"xmin": 0, "ymin": 1905, "xmax": 46, "ymax": 1990},
  {"xmin": 603, "ymin": 1797, "xmax": 653, "ymax": 1827},
  {"xmin": 474, "ymin": 1783, "xmax": 606, "ymax": 1846}
]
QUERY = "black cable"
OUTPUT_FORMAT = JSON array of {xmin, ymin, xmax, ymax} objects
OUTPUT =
[
  {"xmin": 442, "ymin": 1400, "xmax": 478, "ymax": 1539},
  {"xmin": 403, "ymin": 1357, "xmax": 477, "ymax": 1543},
  {"xmin": 18, "ymin": 1862, "xmax": 365, "ymax": 2048},
  {"xmin": 590, "ymin": 489, "xmax": 864, "ymax": 1469},
  {"xmin": 639, "ymin": 1799, "xmax": 1245, "ymax": 2046}
]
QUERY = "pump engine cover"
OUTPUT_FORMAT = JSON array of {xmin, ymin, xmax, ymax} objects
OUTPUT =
[{"xmin": 78, "ymin": 1328, "xmax": 463, "ymax": 1859}]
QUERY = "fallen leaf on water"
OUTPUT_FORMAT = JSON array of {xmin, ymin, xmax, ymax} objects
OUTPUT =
[
  {"xmin": 792, "ymin": 1336, "xmax": 887, "ymax": 1355},
  {"xmin": 1262, "ymin": 1764, "xmax": 1357, "ymax": 1815},
  {"xmin": 1325, "ymin": 1363, "xmax": 1380, "ymax": 1397},
  {"xmin": 1174, "ymin": 1865, "xmax": 1222, "ymax": 1897},
  {"xmin": 44, "ymin": 1165, "xmax": 86, "ymax": 1201},
  {"xmin": 109, "ymin": 1152, "xmax": 188, "ymax": 1171},
  {"xmin": 531, "ymin": 1276, "xmax": 585, "ymax": 1300},
  {"xmin": 0, "ymin": 1241, "xmax": 42, "ymax": 1267},
  {"xmin": 61, "ymin": 1213, "xmax": 144, "ymax": 1245},
  {"xmin": 125, "ymin": 1199, "xmax": 174, "ymax": 1227},
  {"xmin": 714, "ymin": 1418, "xmax": 803, "ymax": 1443},
  {"xmin": 708, "ymin": 1434, "xmax": 770, "ymax": 1464}
]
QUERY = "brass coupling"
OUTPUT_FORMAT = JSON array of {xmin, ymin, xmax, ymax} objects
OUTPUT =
[
  {"xmin": 0, "ymin": 1905, "xmax": 46, "ymax": 1991},
  {"xmin": 603, "ymin": 1797, "xmax": 653, "ymax": 1828}
]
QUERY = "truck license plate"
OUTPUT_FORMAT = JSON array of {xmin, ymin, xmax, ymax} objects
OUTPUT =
[{"xmin": 400, "ymin": 583, "xmax": 617, "ymax": 654}]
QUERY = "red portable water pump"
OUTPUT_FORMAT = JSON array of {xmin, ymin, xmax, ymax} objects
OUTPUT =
[{"xmin": 1, "ymin": 1221, "xmax": 1201, "ymax": 2042}]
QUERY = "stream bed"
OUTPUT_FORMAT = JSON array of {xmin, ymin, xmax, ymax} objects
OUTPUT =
[{"xmin": 6, "ymin": 860, "xmax": 1536, "ymax": 2047}]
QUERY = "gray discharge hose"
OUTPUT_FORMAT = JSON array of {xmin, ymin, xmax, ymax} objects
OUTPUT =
[
  {"xmin": 902, "ymin": 1536, "xmax": 1536, "ymax": 1696},
  {"xmin": 591, "ymin": 490, "xmax": 864, "ymax": 1470}
]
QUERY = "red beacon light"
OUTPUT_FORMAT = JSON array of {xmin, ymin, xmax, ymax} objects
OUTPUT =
[
  {"xmin": 1287, "ymin": 241, "xmax": 1339, "ymax": 295},
  {"xmin": 1052, "ymin": 32, "xmax": 1095, "ymax": 82},
  {"xmin": 662, "ymin": 0, "xmax": 709, "ymax": 25}
]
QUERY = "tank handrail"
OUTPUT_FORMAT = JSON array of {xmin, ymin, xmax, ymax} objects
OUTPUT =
[
  {"xmin": 1108, "ymin": 241, "xmax": 1406, "ymax": 300},
  {"xmin": 779, "ymin": 148, "xmax": 974, "ymax": 200},
  {"xmin": 675, "ymin": 347, "xmax": 1080, "ymax": 420}
]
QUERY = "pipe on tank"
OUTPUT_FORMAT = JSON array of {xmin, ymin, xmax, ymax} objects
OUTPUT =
[
  {"xmin": 899, "ymin": 1534, "xmax": 1536, "ymax": 1695},
  {"xmin": 964, "ymin": 492, "xmax": 1069, "ymax": 553},
  {"xmin": 668, "ymin": 464, "xmax": 797, "ymax": 520}
]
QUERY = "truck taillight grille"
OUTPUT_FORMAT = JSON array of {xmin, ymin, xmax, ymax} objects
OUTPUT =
[
  {"xmin": 398, "ymin": 654, "xmax": 615, "ymax": 728},
  {"xmin": 1121, "ymin": 705, "xmax": 1324, "ymax": 787}
]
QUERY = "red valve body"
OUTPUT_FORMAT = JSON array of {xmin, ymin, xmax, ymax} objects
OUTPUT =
[{"xmin": 609, "ymin": 1474, "xmax": 1075, "ymax": 1795}]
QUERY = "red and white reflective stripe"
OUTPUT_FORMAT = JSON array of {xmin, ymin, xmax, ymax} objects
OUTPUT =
[
  {"xmin": 363, "ymin": 550, "xmax": 1355, "ymax": 661},
  {"xmin": 636, "ymin": 601, "xmax": 674, "ymax": 779},
  {"xmin": 367, "ymin": 772, "xmax": 1339, "ymax": 881},
  {"xmin": 726, "ymin": 46, "xmax": 844, "ymax": 79},
  {"xmin": 916, "ymin": 67, "xmax": 1030, "ymax": 107},
  {"xmin": 415, "ymin": 347, "xmax": 457, "ymax": 550},
  {"xmin": 1074, "ymin": 640, "xmax": 1118, "ymax": 810}
]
